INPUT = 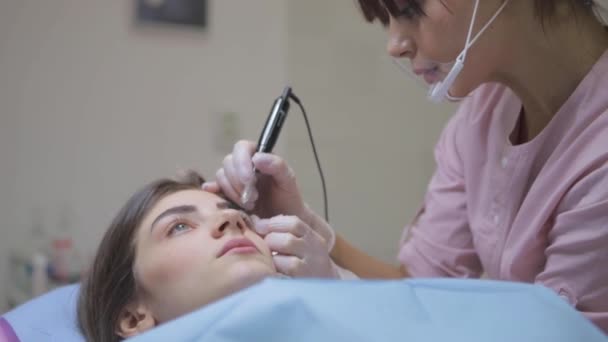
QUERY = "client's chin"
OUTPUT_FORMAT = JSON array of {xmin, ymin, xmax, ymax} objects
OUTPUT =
[{"xmin": 223, "ymin": 258, "xmax": 276, "ymax": 294}]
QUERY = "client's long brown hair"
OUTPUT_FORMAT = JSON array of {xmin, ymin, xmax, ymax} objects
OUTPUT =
[{"xmin": 77, "ymin": 171, "xmax": 205, "ymax": 342}]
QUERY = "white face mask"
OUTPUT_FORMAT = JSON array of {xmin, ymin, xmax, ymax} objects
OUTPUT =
[{"xmin": 393, "ymin": 0, "xmax": 510, "ymax": 103}]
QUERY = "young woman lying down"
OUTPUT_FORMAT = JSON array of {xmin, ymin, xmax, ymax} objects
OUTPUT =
[{"xmin": 77, "ymin": 171, "xmax": 279, "ymax": 341}]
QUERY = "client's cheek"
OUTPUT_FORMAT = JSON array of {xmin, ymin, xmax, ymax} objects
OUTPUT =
[
  {"xmin": 246, "ymin": 232, "xmax": 272, "ymax": 257},
  {"xmin": 139, "ymin": 249, "xmax": 198, "ymax": 286}
]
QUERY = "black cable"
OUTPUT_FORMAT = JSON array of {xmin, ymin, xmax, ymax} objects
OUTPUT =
[{"xmin": 288, "ymin": 93, "xmax": 329, "ymax": 223}]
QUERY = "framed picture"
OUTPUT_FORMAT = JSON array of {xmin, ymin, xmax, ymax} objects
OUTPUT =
[{"xmin": 136, "ymin": 0, "xmax": 207, "ymax": 28}]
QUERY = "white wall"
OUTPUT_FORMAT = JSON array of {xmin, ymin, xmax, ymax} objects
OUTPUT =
[
  {"xmin": 0, "ymin": 0, "xmax": 287, "ymax": 312},
  {"xmin": 0, "ymin": 4, "xmax": 19, "ymax": 311},
  {"xmin": 285, "ymin": 0, "xmax": 454, "ymax": 262}
]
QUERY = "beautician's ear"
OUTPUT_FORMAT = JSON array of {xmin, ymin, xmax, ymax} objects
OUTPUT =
[{"xmin": 116, "ymin": 302, "xmax": 156, "ymax": 338}]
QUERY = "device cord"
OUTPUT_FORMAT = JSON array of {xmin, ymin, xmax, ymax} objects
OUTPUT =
[{"xmin": 288, "ymin": 93, "xmax": 329, "ymax": 223}]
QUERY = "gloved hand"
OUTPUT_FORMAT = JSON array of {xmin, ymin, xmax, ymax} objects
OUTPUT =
[
  {"xmin": 202, "ymin": 140, "xmax": 336, "ymax": 253},
  {"xmin": 203, "ymin": 140, "xmax": 335, "ymax": 251},
  {"xmin": 253, "ymin": 215, "xmax": 338, "ymax": 278},
  {"xmin": 202, "ymin": 140, "xmax": 306, "ymax": 219}
]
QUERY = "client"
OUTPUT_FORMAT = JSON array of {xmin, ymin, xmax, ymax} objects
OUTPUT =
[{"xmin": 77, "ymin": 171, "xmax": 277, "ymax": 342}]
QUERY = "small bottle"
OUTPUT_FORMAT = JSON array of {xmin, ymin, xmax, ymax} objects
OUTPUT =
[
  {"xmin": 51, "ymin": 204, "xmax": 74, "ymax": 283},
  {"xmin": 30, "ymin": 207, "xmax": 48, "ymax": 256},
  {"xmin": 51, "ymin": 238, "xmax": 72, "ymax": 282},
  {"xmin": 31, "ymin": 253, "xmax": 48, "ymax": 296},
  {"xmin": 25, "ymin": 207, "xmax": 50, "ymax": 296}
]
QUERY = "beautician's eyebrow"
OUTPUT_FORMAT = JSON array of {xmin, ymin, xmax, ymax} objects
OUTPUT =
[{"xmin": 151, "ymin": 205, "xmax": 197, "ymax": 231}]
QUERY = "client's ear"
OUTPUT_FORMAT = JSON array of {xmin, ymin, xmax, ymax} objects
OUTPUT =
[{"xmin": 116, "ymin": 301, "xmax": 156, "ymax": 338}]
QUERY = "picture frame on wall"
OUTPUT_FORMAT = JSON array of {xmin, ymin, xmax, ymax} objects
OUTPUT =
[{"xmin": 136, "ymin": 0, "xmax": 207, "ymax": 29}]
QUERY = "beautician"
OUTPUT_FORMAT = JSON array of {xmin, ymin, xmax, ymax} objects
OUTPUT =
[{"xmin": 203, "ymin": 0, "xmax": 608, "ymax": 332}]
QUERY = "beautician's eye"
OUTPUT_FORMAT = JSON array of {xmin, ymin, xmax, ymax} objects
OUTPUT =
[
  {"xmin": 395, "ymin": 0, "xmax": 425, "ymax": 20},
  {"xmin": 168, "ymin": 221, "xmax": 195, "ymax": 236}
]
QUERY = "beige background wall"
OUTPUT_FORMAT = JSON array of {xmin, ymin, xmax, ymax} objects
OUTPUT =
[
  {"xmin": 0, "ymin": 0, "xmax": 452, "ymax": 312},
  {"xmin": 285, "ymin": 1, "xmax": 453, "ymax": 261},
  {"xmin": 0, "ymin": 0, "xmax": 288, "ymax": 312}
]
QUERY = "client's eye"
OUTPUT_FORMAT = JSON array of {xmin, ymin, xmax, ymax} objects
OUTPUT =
[{"xmin": 168, "ymin": 221, "xmax": 195, "ymax": 236}]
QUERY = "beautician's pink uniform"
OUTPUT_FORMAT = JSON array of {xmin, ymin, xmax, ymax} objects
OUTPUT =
[{"xmin": 399, "ymin": 51, "xmax": 608, "ymax": 331}]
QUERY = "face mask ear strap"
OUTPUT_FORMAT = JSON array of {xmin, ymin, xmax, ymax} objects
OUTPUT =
[
  {"xmin": 429, "ymin": 0, "xmax": 511, "ymax": 103},
  {"xmin": 462, "ymin": 0, "xmax": 481, "ymax": 60},
  {"xmin": 466, "ymin": 0, "xmax": 511, "ymax": 50}
]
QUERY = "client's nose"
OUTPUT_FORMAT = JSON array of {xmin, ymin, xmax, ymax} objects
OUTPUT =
[{"xmin": 212, "ymin": 210, "xmax": 247, "ymax": 238}]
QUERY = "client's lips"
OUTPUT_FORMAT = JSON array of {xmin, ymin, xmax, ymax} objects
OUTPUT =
[{"xmin": 217, "ymin": 238, "xmax": 259, "ymax": 257}]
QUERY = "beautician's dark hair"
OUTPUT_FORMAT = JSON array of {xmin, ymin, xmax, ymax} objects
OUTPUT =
[
  {"xmin": 356, "ymin": 0, "xmax": 593, "ymax": 26},
  {"xmin": 77, "ymin": 171, "xmax": 205, "ymax": 342}
]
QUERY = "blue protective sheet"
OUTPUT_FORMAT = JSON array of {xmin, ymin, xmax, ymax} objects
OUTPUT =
[
  {"xmin": 131, "ymin": 278, "xmax": 607, "ymax": 342},
  {"xmin": 2, "ymin": 284, "xmax": 83, "ymax": 342}
]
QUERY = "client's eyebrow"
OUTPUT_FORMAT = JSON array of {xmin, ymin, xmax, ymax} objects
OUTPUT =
[
  {"xmin": 151, "ymin": 205, "xmax": 197, "ymax": 231},
  {"xmin": 218, "ymin": 199, "xmax": 246, "ymax": 211}
]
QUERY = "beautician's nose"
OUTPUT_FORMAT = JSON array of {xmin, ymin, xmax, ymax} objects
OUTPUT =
[
  {"xmin": 212, "ymin": 209, "xmax": 247, "ymax": 238},
  {"xmin": 387, "ymin": 19, "xmax": 415, "ymax": 59}
]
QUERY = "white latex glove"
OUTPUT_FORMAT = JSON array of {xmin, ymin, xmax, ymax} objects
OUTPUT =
[
  {"xmin": 202, "ymin": 140, "xmax": 308, "ymax": 221},
  {"xmin": 300, "ymin": 212, "xmax": 358, "ymax": 279},
  {"xmin": 300, "ymin": 204, "xmax": 336, "ymax": 253},
  {"xmin": 202, "ymin": 140, "xmax": 337, "ymax": 253},
  {"xmin": 302, "ymin": 212, "xmax": 357, "ymax": 279},
  {"xmin": 253, "ymin": 215, "xmax": 338, "ymax": 278}
]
